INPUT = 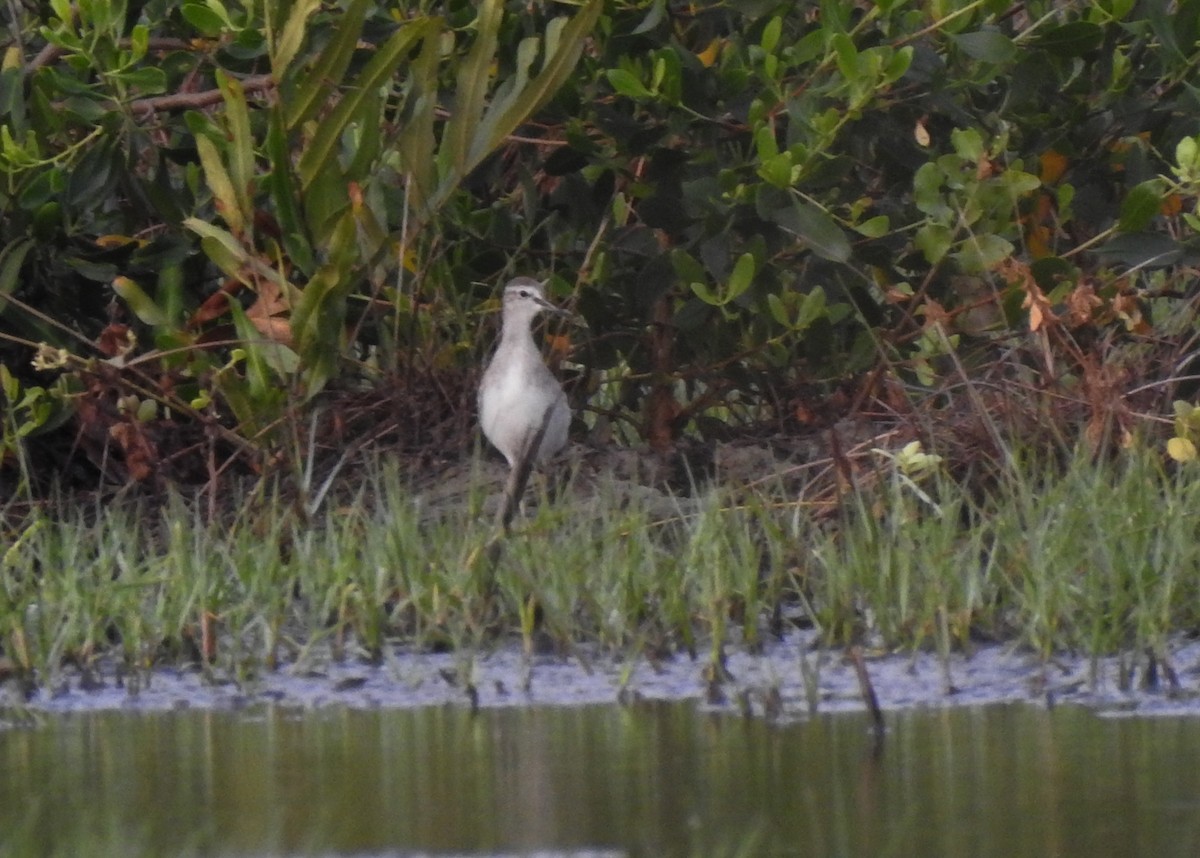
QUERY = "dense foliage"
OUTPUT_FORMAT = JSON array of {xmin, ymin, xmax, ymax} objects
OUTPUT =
[{"xmin": 3, "ymin": 0, "xmax": 1200, "ymax": 492}]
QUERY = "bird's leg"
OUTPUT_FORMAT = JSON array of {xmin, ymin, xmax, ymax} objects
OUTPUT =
[{"xmin": 495, "ymin": 400, "xmax": 559, "ymax": 533}]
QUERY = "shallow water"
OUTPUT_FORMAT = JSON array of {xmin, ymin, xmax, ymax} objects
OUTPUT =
[{"xmin": 3, "ymin": 701, "xmax": 1200, "ymax": 857}]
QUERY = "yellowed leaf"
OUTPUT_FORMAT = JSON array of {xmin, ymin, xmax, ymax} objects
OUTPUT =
[
  {"xmin": 696, "ymin": 39, "xmax": 721, "ymax": 68},
  {"xmin": 95, "ymin": 234, "xmax": 144, "ymax": 250},
  {"xmin": 1167, "ymin": 437, "xmax": 1197, "ymax": 462},
  {"xmin": 914, "ymin": 118, "xmax": 930, "ymax": 147},
  {"xmin": 1039, "ymin": 149, "xmax": 1069, "ymax": 184}
]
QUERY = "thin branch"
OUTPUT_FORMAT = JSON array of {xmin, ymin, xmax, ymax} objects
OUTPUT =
[
  {"xmin": 129, "ymin": 74, "xmax": 276, "ymax": 116},
  {"xmin": 25, "ymin": 36, "xmax": 208, "ymax": 77}
]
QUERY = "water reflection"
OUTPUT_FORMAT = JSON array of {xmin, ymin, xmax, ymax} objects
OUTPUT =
[{"xmin": 2, "ymin": 702, "xmax": 1199, "ymax": 856}]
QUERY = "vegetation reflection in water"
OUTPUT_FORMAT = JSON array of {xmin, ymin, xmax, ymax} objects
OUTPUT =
[{"xmin": 3, "ymin": 702, "xmax": 1200, "ymax": 857}]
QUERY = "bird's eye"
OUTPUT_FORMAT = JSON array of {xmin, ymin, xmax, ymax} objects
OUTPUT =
[{"xmin": 518, "ymin": 290, "xmax": 529, "ymax": 297}]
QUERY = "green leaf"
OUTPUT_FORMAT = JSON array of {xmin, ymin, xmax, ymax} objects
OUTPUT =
[
  {"xmin": 855, "ymin": 215, "xmax": 889, "ymax": 238},
  {"xmin": 283, "ymin": 0, "xmax": 369, "ymax": 130},
  {"xmin": 181, "ymin": 2, "xmax": 226, "ymax": 37},
  {"xmin": 631, "ymin": 0, "xmax": 665, "ymax": 35},
  {"xmin": 290, "ymin": 212, "xmax": 358, "ymax": 398},
  {"xmin": 882, "ymin": 46, "xmax": 913, "ymax": 83},
  {"xmin": 1175, "ymin": 136, "xmax": 1200, "ymax": 177},
  {"xmin": 650, "ymin": 46, "xmax": 681, "ymax": 105},
  {"xmin": 773, "ymin": 200, "xmax": 852, "ymax": 263},
  {"xmin": 754, "ymin": 125, "xmax": 778, "ymax": 161},
  {"xmin": 185, "ymin": 217, "xmax": 252, "ymax": 281},
  {"xmin": 129, "ymin": 24, "xmax": 149, "ymax": 60},
  {"xmin": 758, "ymin": 152, "xmax": 793, "ymax": 188},
  {"xmin": 0, "ymin": 364, "xmax": 16, "ymax": 401},
  {"xmin": 394, "ymin": 29, "xmax": 441, "ymax": 214},
  {"xmin": 113, "ymin": 67, "xmax": 167, "ymax": 94},
  {"xmin": 1119, "ymin": 180, "xmax": 1163, "ymax": 232},
  {"xmin": 265, "ymin": 108, "xmax": 310, "ymax": 274},
  {"xmin": 470, "ymin": 35, "xmax": 540, "ymax": 162},
  {"xmin": 951, "ymin": 128, "xmax": 984, "ymax": 162},
  {"xmin": 48, "ymin": 0, "xmax": 72, "ymax": 26},
  {"xmin": 298, "ymin": 19, "xmax": 437, "ymax": 191},
  {"xmin": 954, "ymin": 234, "xmax": 1012, "ymax": 273},
  {"xmin": 915, "ymin": 222, "xmax": 953, "ymax": 264},
  {"xmin": 194, "ymin": 134, "xmax": 244, "ymax": 235},
  {"xmin": 607, "ymin": 68, "xmax": 651, "ymax": 99},
  {"xmin": 690, "ymin": 280, "xmax": 721, "ymax": 306},
  {"xmin": 435, "ymin": 0, "xmax": 601, "ymax": 206},
  {"xmin": 1001, "ymin": 170, "xmax": 1042, "ymax": 196},
  {"xmin": 952, "ymin": 31, "xmax": 1017, "ymax": 64},
  {"xmin": 766, "ymin": 292, "xmax": 790, "ymax": 327},
  {"xmin": 112, "ymin": 276, "xmax": 168, "ymax": 326},
  {"xmin": 669, "ymin": 249, "xmax": 706, "ymax": 286},
  {"xmin": 831, "ymin": 33, "xmax": 858, "ymax": 81},
  {"xmin": 64, "ymin": 257, "xmax": 117, "ymax": 282},
  {"xmin": 914, "ymin": 162, "xmax": 950, "ymax": 218},
  {"xmin": 1095, "ymin": 233, "xmax": 1184, "ymax": 268},
  {"xmin": 1030, "ymin": 256, "xmax": 1077, "ymax": 291},
  {"xmin": 1031, "ymin": 22, "xmax": 1104, "ymax": 57},
  {"xmin": 761, "ymin": 16, "xmax": 782, "ymax": 54},
  {"xmin": 727, "ymin": 252, "xmax": 755, "ymax": 302},
  {"xmin": 441, "ymin": 0, "xmax": 503, "ymax": 182},
  {"xmin": 0, "ymin": 238, "xmax": 35, "ymax": 317},
  {"xmin": 227, "ymin": 301, "xmax": 279, "ymax": 400},
  {"xmin": 217, "ymin": 71, "xmax": 255, "ymax": 229},
  {"xmin": 273, "ymin": 0, "xmax": 321, "ymax": 74},
  {"xmin": 796, "ymin": 287, "xmax": 828, "ymax": 328},
  {"xmin": 17, "ymin": 169, "xmax": 61, "ymax": 211}
]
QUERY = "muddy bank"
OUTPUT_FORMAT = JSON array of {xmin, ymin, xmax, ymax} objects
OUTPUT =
[{"xmin": 6, "ymin": 634, "xmax": 1200, "ymax": 720}]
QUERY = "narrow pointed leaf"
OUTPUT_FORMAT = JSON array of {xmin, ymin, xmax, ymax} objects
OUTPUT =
[
  {"xmin": 290, "ymin": 212, "xmax": 358, "ymax": 397},
  {"xmin": 477, "ymin": 0, "xmax": 601, "ymax": 166},
  {"xmin": 440, "ymin": 0, "xmax": 503, "ymax": 180},
  {"xmin": 283, "ymin": 0, "xmax": 369, "ymax": 130},
  {"xmin": 297, "ymin": 19, "xmax": 436, "ymax": 190},
  {"xmin": 0, "ymin": 238, "xmax": 34, "ymax": 316},
  {"xmin": 216, "ymin": 71, "xmax": 255, "ymax": 228},
  {"xmin": 265, "ymin": 107, "xmax": 311, "ymax": 274},
  {"xmin": 393, "ymin": 29, "xmax": 440, "ymax": 214},
  {"xmin": 470, "ymin": 34, "xmax": 538, "ymax": 167},
  {"xmin": 194, "ymin": 135, "xmax": 244, "ymax": 236},
  {"xmin": 273, "ymin": 0, "xmax": 321, "ymax": 74},
  {"xmin": 435, "ymin": 0, "xmax": 601, "ymax": 205}
]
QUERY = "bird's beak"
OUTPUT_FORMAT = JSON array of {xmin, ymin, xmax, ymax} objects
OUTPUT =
[{"xmin": 536, "ymin": 284, "xmax": 573, "ymax": 319}]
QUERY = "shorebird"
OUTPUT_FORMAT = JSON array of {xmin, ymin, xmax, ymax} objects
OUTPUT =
[{"xmin": 478, "ymin": 277, "xmax": 571, "ymax": 471}]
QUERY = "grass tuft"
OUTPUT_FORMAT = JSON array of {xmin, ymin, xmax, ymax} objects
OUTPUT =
[{"xmin": 1, "ymin": 445, "xmax": 1198, "ymax": 693}]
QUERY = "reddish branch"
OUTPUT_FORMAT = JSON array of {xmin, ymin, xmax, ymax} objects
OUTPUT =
[
  {"xmin": 23, "ymin": 34, "xmax": 275, "ymax": 118},
  {"xmin": 129, "ymin": 74, "xmax": 276, "ymax": 116}
]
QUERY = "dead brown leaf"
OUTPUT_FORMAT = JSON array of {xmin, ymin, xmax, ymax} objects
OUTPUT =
[
  {"xmin": 109, "ymin": 421, "xmax": 159, "ymax": 482},
  {"xmin": 246, "ymin": 279, "xmax": 293, "ymax": 346},
  {"xmin": 1064, "ymin": 281, "xmax": 1102, "ymax": 327}
]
